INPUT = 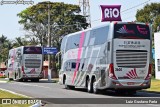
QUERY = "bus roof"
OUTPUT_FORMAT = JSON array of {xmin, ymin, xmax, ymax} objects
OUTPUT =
[{"xmin": 64, "ymin": 22, "xmax": 149, "ymax": 38}]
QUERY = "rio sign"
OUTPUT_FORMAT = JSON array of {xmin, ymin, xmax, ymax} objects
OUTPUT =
[{"xmin": 100, "ymin": 5, "xmax": 122, "ymax": 22}]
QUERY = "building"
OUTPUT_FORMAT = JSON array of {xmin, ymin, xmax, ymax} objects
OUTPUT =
[{"xmin": 154, "ymin": 32, "xmax": 160, "ymax": 80}]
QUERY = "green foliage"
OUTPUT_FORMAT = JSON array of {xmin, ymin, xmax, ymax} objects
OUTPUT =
[
  {"xmin": 17, "ymin": 1, "xmax": 89, "ymax": 47},
  {"xmin": 136, "ymin": 3, "xmax": 160, "ymax": 32},
  {"xmin": 0, "ymin": 35, "xmax": 11, "ymax": 62},
  {"xmin": 136, "ymin": 3, "xmax": 160, "ymax": 75},
  {"xmin": 17, "ymin": 1, "xmax": 89, "ymax": 74},
  {"xmin": 0, "ymin": 35, "xmax": 34, "ymax": 62}
]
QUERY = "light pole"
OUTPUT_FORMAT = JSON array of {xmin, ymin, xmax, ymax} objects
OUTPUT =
[{"xmin": 47, "ymin": 2, "xmax": 51, "ymax": 81}]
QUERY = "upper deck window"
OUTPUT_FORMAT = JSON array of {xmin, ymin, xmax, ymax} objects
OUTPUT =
[
  {"xmin": 23, "ymin": 47, "xmax": 42, "ymax": 54},
  {"xmin": 114, "ymin": 24, "xmax": 150, "ymax": 39}
]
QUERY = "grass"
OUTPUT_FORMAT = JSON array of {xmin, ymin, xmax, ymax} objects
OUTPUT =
[
  {"xmin": 0, "ymin": 76, "xmax": 6, "ymax": 78},
  {"xmin": 0, "ymin": 78, "xmax": 11, "ymax": 83},
  {"xmin": 145, "ymin": 79, "xmax": 160, "ymax": 92},
  {"xmin": 0, "ymin": 90, "xmax": 31, "ymax": 107},
  {"xmin": 0, "ymin": 90, "xmax": 25, "ymax": 98}
]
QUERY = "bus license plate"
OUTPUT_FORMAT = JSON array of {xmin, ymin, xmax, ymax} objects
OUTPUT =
[{"xmin": 127, "ymin": 82, "xmax": 135, "ymax": 85}]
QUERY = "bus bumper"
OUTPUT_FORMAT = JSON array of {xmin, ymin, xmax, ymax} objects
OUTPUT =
[
  {"xmin": 107, "ymin": 79, "xmax": 151, "ymax": 90},
  {"xmin": 22, "ymin": 74, "xmax": 43, "ymax": 79},
  {"xmin": 98, "ymin": 79, "xmax": 151, "ymax": 90}
]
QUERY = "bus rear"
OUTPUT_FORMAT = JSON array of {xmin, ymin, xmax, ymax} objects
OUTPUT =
[
  {"xmin": 109, "ymin": 22, "xmax": 152, "ymax": 90},
  {"xmin": 22, "ymin": 46, "xmax": 43, "ymax": 81}
]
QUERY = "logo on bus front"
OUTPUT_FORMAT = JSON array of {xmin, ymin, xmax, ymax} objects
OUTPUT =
[
  {"xmin": 137, "ymin": 25, "xmax": 148, "ymax": 35},
  {"xmin": 117, "ymin": 25, "xmax": 135, "ymax": 34}
]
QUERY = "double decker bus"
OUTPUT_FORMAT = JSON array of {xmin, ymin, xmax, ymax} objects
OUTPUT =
[
  {"xmin": 59, "ymin": 22, "xmax": 152, "ymax": 94},
  {"xmin": 7, "ymin": 46, "xmax": 43, "ymax": 82}
]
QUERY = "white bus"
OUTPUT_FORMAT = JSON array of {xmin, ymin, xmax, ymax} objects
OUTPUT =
[
  {"xmin": 7, "ymin": 46, "xmax": 43, "ymax": 82},
  {"xmin": 59, "ymin": 22, "xmax": 152, "ymax": 94}
]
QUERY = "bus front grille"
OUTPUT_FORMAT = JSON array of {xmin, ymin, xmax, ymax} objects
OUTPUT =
[
  {"xmin": 116, "ymin": 50, "xmax": 148, "ymax": 68},
  {"xmin": 25, "ymin": 59, "xmax": 41, "ymax": 68}
]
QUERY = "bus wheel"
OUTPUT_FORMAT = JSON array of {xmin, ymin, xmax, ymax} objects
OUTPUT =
[
  {"xmin": 68, "ymin": 86, "xmax": 75, "ymax": 90},
  {"xmin": 93, "ymin": 78, "xmax": 98, "ymax": 94},
  {"xmin": 87, "ymin": 78, "xmax": 93, "ymax": 93},
  {"xmin": 63, "ymin": 76, "xmax": 68, "ymax": 89},
  {"xmin": 15, "ymin": 73, "xmax": 17, "ymax": 80}
]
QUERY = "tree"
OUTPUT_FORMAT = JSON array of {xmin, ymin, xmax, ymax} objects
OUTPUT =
[
  {"xmin": 136, "ymin": 3, "xmax": 160, "ymax": 77},
  {"xmin": 136, "ymin": 3, "xmax": 160, "ymax": 32},
  {"xmin": 0, "ymin": 35, "xmax": 14, "ymax": 62},
  {"xmin": 13, "ymin": 37, "xmax": 36, "ymax": 47},
  {"xmin": 17, "ymin": 1, "xmax": 89, "ymax": 47},
  {"xmin": 17, "ymin": 2, "xmax": 89, "ymax": 77},
  {"xmin": 0, "ymin": 34, "xmax": 7, "ymax": 44},
  {"xmin": 0, "ymin": 35, "xmax": 33, "ymax": 63}
]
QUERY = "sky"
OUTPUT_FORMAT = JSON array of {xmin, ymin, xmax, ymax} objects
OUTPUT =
[{"xmin": 0, "ymin": 0, "xmax": 160, "ymax": 40}]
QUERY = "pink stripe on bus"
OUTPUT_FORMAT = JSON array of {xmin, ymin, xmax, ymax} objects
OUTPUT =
[{"xmin": 72, "ymin": 32, "xmax": 85, "ymax": 84}]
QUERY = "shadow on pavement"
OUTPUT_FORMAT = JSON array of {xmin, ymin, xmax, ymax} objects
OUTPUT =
[
  {"xmin": 18, "ymin": 79, "xmax": 58, "ymax": 83},
  {"xmin": 63, "ymin": 87, "xmax": 160, "ymax": 97}
]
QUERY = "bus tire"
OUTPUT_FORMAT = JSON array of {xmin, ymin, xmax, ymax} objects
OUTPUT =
[
  {"xmin": 63, "ymin": 75, "xmax": 69, "ymax": 89},
  {"xmin": 92, "ymin": 78, "xmax": 98, "ymax": 94},
  {"xmin": 68, "ymin": 86, "xmax": 75, "ymax": 90},
  {"xmin": 87, "ymin": 78, "xmax": 93, "ymax": 93},
  {"xmin": 15, "ymin": 73, "xmax": 17, "ymax": 80}
]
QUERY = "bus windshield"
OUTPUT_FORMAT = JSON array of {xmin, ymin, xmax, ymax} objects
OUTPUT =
[
  {"xmin": 23, "ymin": 47, "xmax": 42, "ymax": 54},
  {"xmin": 114, "ymin": 24, "xmax": 150, "ymax": 39}
]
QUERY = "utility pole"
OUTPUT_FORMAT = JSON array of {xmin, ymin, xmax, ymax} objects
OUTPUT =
[
  {"xmin": 47, "ymin": 2, "xmax": 51, "ymax": 81},
  {"xmin": 79, "ymin": 0, "xmax": 91, "ymax": 28}
]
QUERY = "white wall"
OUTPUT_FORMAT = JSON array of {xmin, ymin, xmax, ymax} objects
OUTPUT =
[{"xmin": 154, "ymin": 32, "xmax": 160, "ymax": 80}]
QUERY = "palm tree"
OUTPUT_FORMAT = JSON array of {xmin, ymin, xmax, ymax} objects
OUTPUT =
[
  {"xmin": 0, "ymin": 34, "xmax": 7, "ymax": 45},
  {"xmin": 13, "ymin": 37, "xmax": 29, "ymax": 47},
  {"xmin": 0, "ymin": 35, "xmax": 10, "ymax": 62}
]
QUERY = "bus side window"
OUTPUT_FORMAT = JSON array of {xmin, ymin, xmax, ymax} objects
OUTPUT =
[
  {"xmin": 71, "ymin": 62, "xmax": 76, "ymax": 69},
  {"xmin": 107, "ymin": 42, "xmax": 110, "ymax": 51},
  {"xmin": 81, "ymin": 63, "xmax": 84, "ymax": 71},
  {"xmin": 9, "ymin": 63, "xmax": 12, "ymax": 67},
  {"xmin": 78, "ymin": 63, "xmax": 80, "ymax": 70}
]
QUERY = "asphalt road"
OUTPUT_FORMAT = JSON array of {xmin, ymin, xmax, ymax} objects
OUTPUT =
[{"xmin": 0, "ymin": 79, "xmax": 160, "ymax": 107}]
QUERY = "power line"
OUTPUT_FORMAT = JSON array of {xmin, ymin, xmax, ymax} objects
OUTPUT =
[
  {"xmin": 91, "ymin": 0, "xmax": 150, "ymax": 23},
  {"xmin": 121, "ymin": 0, "xmax": 150, "ymax": 13}
]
